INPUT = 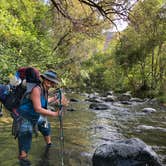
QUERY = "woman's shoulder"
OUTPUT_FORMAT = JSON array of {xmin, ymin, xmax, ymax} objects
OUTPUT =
[
  {"xmin": 31, "ymin": 85, "xmax": 41, "ymax": 94},
  {"xmin": 31, "ymin": 84, "xmax": 46, "ymax": 95}
]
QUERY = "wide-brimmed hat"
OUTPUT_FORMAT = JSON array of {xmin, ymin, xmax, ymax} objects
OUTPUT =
[{"xmin": 40, "ymin": 70, "xmax": 59, "ymax": 84}]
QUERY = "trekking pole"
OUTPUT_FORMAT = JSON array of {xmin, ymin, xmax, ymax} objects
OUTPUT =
[{"xmin": 56, "ymin": 88, "xmax": 65, "ymax": 166}]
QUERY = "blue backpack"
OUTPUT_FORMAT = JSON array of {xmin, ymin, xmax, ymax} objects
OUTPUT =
[
  {"xmin": 0, "ymin": 67, "xmax": 40, "ymax": 139},
  {"xmin": 0, "ymin": 84, "xmax": 10, "ymax": 104},
  {"xmin": 0, "ymin": 67, "xmax": 40, "ymax": 115}
]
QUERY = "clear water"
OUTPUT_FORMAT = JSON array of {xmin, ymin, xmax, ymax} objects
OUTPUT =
[{"xmin": 0, "ymin": 93, "xmax": 165, "ymax": 166}]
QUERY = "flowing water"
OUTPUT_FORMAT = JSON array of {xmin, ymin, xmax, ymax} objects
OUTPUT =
[{"xmin": 0, "ymin": 93, "xmax": 166, "ymax": 166}]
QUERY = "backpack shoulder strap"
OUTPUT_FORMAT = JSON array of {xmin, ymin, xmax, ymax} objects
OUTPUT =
[{"xmin": 20, "ymin": 83, "xmax": 39, "ymax": 104}]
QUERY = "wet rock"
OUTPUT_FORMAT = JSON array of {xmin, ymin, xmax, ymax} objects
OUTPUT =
[
  {"xmin": 85, "ymin": 98, "xmax": 102, "ymax": 103},
  {"xmin": 88, "ymin": 93, "xmax": 99, "ymax": 99},
  {"xmin": 103, "ymin": 95, "xmax": 117, "ymax": 102},
  {"xmin": 130, "ymin": 97, "xmax": 144, "ymax": 102},
  {"xmin": 118, "ymin": 92, "xmax": 132, "ymax": 101},
  {"xmin": 70, "ymin": 98, "xmax": 79, "ymax": 102},
  {"xmin": 136, "ymin": 125, "xmax": 166, "ymax": 132},
  {"xmin": 81, "ymin": 93, "xmax": 89, "ymax": 97},
  {"xmin": 120, "ymin": 101, "xmax": 132, "ymax": 105},
  {"xmin": 89, "ymin": 103, "xmax": 110, "ymax": 110},
  {"xmin": 149, "ymin": 98, "xmax": 159, "ymax": 105},
  {"xmin": 106, "ymin": 91, "xmax": 114, "ymax": 96},
  {"xmin": 67, "ymin": 108, "xmax": 76, "ymax": 112},
  {"xmin": 92, "ymin": 138, "xmax": 162, "ymax": 166},
  {"xmin": 94, "ymin": 126, "xmax": 105, "ymax": 130},
  {"xmin": 142, "ymin": 107, "xmax": 157, "ymax": 113}
]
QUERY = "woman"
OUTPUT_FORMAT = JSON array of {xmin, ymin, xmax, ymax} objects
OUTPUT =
[
  {"xmin": 17, "ymin": 70, "xmax": 68, "ymax": 165},
  {"xmin": 37, "ymin": 71, "xmax": 67, "ymax": 148}
]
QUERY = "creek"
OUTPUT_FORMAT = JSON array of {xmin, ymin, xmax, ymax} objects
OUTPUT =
[{"xmin": 0, "ymin": 92, "xmax": 165, "ymax": 166}]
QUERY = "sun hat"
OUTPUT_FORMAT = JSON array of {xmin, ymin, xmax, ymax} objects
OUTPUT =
[{"xmin": 40, "ymin": 70, "xmax": 59, "ymax": 84}]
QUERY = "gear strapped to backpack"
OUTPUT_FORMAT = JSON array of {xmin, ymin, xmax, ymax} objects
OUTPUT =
[
  {"xmin": 0, "ymin": 67, "xmax": 40, "ymax": 115},
  {"xmin": 0, "ymin": 67, "xmax": 40, "ymax": 139}
]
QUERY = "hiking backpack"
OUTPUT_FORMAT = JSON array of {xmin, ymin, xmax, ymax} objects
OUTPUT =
[{"xmin": 0, "ymin": 67, "xmax": 40, "ymax": 114}]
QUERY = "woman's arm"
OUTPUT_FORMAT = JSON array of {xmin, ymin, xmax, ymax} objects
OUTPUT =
[{"xmin": 31, "ymin": 87, "xmax": 59, "ymax": 117}]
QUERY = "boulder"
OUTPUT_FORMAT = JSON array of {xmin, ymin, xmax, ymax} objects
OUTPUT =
[
  {"xmin": 92, "ymin": 138, "xmax": 161, "ymax": 166},
  {"xmin": 137, "ymin": 125, "xmax": 166, "ymax": 132},
  {"xmin": 89, "ymin": 103, "xmax": 110, "ymax": 110},
  {"xmin": 70, "ymin": 98, "xmax": 79, "ymax": 102},
  {"xmin": 103, "ymin": 95, "xmax": 117, "ymax": 102},
  {"xmin": 85, "ymin": 98, "xmax": 102, "ymax": 103},
  {"xmin": 120, "ymin": 101, "xmax": 132, "ymax": 105},
  {"xmin": 142, "ymin": 108, "xmax": 157, "ymax": 113},
  {"xmin": 118, "ymin": 92, "xmax": 132, "ymax": 101},
  {"xmin": 130, "ymin": 98, "xmax": 144, "ymax": 102},
  {"xmin": 106, "ymin": 91, "xmax": 114, "ymax": 96}
]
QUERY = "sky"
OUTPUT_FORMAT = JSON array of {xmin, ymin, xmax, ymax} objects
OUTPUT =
[{"xmin": 112, "ymin": 20, "xmax": 128, "ymax": 32}]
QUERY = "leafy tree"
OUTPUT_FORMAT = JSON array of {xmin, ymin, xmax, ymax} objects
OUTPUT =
[
  {"xmin": 113, "ymin": 0, "xmax": 166, "ymax": 96},
  {"xmin": 0, "ymin": 0, "xmax": 52, "ymax": 82}
]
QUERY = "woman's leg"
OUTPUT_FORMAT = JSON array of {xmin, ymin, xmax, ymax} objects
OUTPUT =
[
  {"xmin": 18, "ymin": 131, "xmax": 32, "ymax": 158},
  {"xmin": 38, "ymin": 121, "xmax": 51, "ymax": 145},
  {"xmin": 18, "ymin": 120, "xmax": 33, "ymax": 159},
  {"xmin": 44, "ymin": 135, "xmax": 51, "ymax": 144}
]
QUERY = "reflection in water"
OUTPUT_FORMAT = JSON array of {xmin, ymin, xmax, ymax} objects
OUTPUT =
[
  {"xmin": 19, "ymin": 158, "xmax": 31, "ymax": 166},
  {"xmin": 59, "ymin": 138, "xmax": 64, "ymax": 166},
  {"xmin": 37, "ymin": 146, "xmax": 50, "ymax": 166},
  {"xmin": 59, "ymin": 109, "xmax": 65, "ymax": 166}
]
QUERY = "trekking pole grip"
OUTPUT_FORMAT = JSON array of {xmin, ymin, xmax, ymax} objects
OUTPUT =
[{"xmin": 55, "ymin": 88, "xmax": 63, "ymax": 116}]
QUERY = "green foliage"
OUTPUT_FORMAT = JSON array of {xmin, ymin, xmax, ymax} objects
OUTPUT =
[
  {"xmin": 111, "ymin": 0, "xmax": 166, "ymax": 97},
  {"xmin": 0, "ymin": 0, "xmax": 54, "ymax": 83},
  {"xmin": 115, "ymin": 28, "xmax": 144, "ymax": 68},
  {"xmin": 157, "ymin": 93, "xmax": 166, "ymax": 104},
  {"xmin": 0, "ymin": 0, "xmax": 165, "ymax": 99}
]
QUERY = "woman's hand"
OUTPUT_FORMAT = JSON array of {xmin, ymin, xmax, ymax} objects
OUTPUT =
[
  {"xmin": 50, "ymin": 91, "xmax": 69, "ymax": 108},
  {"xmin": 61, "ymin": 94, "xmax": 69, "ymax": 107},
  {"xmin": 52, "ymin": 111, "xmax": 59, "ymax": 117}
]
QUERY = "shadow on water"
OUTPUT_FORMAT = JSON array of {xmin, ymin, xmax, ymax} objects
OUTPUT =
[
  {"xmin": 0, "ymin": 93, "xmax": 166, "ymax": 165},
  {"xmin": 33, "ymin": 140, "xmax": 92, "ymax": 166},
  {"xmin": 37, "ymin": 146, "xmax": 51, "ymax": 166}
]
